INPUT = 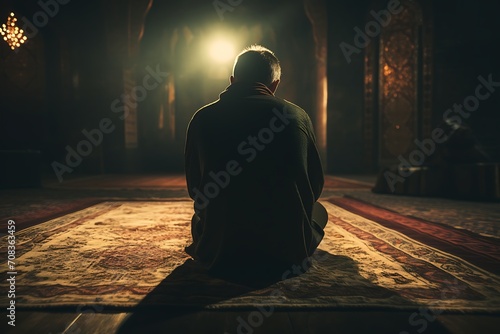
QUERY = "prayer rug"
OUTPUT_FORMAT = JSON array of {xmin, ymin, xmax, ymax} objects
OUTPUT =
[{"xmin": 1, "ymin": 200, "xmax": 499, "ymax": 312}]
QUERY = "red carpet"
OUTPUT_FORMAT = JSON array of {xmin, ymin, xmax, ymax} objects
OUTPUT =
[
  {"xmin": 323, "ymin": 176, "xmax": 371, "ymax": 189},
  {"xmin": 0, "ymin": 198, "xmax": 103, "ymax": 232},
  {"xmin": 50, "ymin": 174, "xmax": 187, "ymax": 189},
  {"xmin": 49, "ymin": 174, "xmax": 370, "ymax": 190},
  {"xmin": 327, "ymin": 196, "xmax": 500, "ymax": 275}
]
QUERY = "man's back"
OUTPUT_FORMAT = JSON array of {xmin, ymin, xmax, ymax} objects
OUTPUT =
[{"xmin": 185, "ymin": 81, "xmax": 324, "ymax": 276}]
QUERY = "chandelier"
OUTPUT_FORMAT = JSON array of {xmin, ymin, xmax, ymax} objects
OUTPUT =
[{"xmin": 1, "ymin": 12, "xmax": 27, "ymax": 50}]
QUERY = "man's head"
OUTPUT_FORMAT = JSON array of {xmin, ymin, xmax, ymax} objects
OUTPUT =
[{"xmin": 230, "ymin": 45, "xmax": 281, "ymax": 93}]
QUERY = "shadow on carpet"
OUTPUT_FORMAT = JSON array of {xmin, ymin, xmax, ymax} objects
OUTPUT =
[{"xmin": 1, "ymin": 200, "xmax": 499, "ymax": 313}]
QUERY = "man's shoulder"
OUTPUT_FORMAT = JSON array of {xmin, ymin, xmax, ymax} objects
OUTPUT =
[
  {"xmin": 190, "ymin": 100, "xmax": 219, "ymax": 123},
  {"xmin": 197, "ymin": 100, "xmax": 219, "ymax": 114},
  {"xmin": 248, "ymin": 95, "xmax": 308, "ymax": 118},
  {"xmin": 280, "ymin": 98, "xmax": 303, "ymax": 110},
  {"xmin": 191, "ymin": 96, "xmax": 308, "ymax": 123},
  {"xmin": 272, "ymin": 98, "xmax": 312, "ymax": 127},
  {"xmin": 280, "ymin": 98, "xmax": 307, "ymax": 115}
]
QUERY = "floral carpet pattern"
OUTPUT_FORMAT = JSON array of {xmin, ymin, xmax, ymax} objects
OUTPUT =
[{"xmin": 1, "ymin": 200, "xmax": 499, "ymax": 312}]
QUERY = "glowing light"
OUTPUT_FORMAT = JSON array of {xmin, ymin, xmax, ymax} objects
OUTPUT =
[
  {"xmin": 208, "ymin": 39, "xmax": 235, "ymax": 63},
  {"xmin": 383, "ymin": 64, "xmax": 393, "ymax": 77},
  {"xmin": 0, "ymin": 12, "xmax": 27, "ymax": 50}
]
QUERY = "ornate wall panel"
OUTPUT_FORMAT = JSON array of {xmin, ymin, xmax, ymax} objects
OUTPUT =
[
  {"xmin": 364, "ymin": 0, "xmax": 433, "ymax": 169},
  {"xmin": 378, "ymin": 0, "xmax": 423, "ymax": 165}
]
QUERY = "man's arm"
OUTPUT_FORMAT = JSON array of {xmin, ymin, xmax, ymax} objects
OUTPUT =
[
  {"xmin": 185, "ymin": 116, "xmax": 201, "ymax": 200},
  {"xmin": 305, "ymin": 117, "xmax": 324, "ymax": 201}
]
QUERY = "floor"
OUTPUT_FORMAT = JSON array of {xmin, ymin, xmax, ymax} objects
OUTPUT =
[
  {"xmin": 9, "ymin": 310, "xmax": 500, "ymax": 334},
  {"xmin": 2, "ymin": 173, "xmax": 500, "ymax": 334}
]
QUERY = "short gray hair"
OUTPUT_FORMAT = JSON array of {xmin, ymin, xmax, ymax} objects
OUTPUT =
[{"xmin": 232, "ymin": 45, "xmax": 281, "ymax": 86}]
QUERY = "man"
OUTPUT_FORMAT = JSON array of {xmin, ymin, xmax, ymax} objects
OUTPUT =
[{"xmin": 184, "ymin": 45, "xmax": 327, "ymax": 281}]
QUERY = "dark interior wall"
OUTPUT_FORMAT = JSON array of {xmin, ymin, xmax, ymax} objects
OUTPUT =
[
  {"xmin": 0, "ymin": 4, "xmax": 48, "ymax": 152},
  {"xmin": 1, "ymin": 0, "xmax": 320, "ymax": 177},
  {"xmin": 326, "ymin": 0, "xmax": 371, "ymax": 174},
  {"xmin": 7, "ymin": 0, "xmax": 497, "ymax": 179},
  {"xmin": 432, "ymin": 0, "xmax": 500, "ymax": 161},
  {"xmin": 139, "ymin": 0, "xmax": 317, "ymax": 172},
  {"xmin": 0, "ymin": 0, "xmax": 115, "ymax": 178},
  {"xmin": 52, "ymin": 1, "xmax": 111, "ymax": 174},
  {"xmin": 326, "ymin": 0, "xmax": 500, "ymax": 174}
]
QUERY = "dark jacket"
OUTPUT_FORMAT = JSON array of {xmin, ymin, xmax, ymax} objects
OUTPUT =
[{"xmin": 185, "ymin": 81, "xmax": 324, "ymax": 274}]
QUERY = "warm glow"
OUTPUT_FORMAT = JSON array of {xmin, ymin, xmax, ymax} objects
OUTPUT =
[
  {"xmin": 383, "ymin": 64, "xmax": 392, "ymax": 77},
  {"xmin": 208, "ymin": 39, "xmax": 235, "ymax": 63},
  {"xmin": 0, "ymin": 12, "xmax": 27, "ymax": 50}
]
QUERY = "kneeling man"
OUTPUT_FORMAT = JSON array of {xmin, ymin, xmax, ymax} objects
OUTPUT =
[{"xmin": 184, "ymin": 45, "xmax": 327, "ymax": 281}]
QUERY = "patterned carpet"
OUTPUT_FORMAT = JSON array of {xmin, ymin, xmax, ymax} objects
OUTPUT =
[
  {"xmin": 337, "ymin": 190, "xmax": 500, "ymax": 240},
  {"xmin": 328, "ymin": 197, "xmax": 500, "ymax": 275},
  {"xmin": 2, "ymin": 199, "xmax": 499, "ymax": 313}
]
